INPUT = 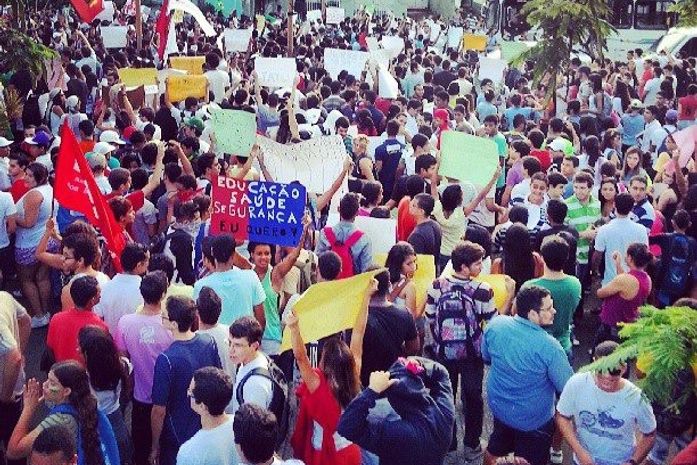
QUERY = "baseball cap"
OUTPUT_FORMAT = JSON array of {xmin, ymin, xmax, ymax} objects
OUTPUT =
[
  {"xmin": 93, "ymin": 141, "xmax": 117, "ymax": 155},
  {"xmin": 86, "ymin": 152, "xmax": 107, "ymax": 170},
  {"xmin": 99, "ymin": 130, "xmax": 126, "ymax": 145},
  {"xmin": 629, "ymin": 99, "xmax": 644, "ymax": 111},
  {"xmin": 24, "ymin": 131, "xmax": 52, "ymax": 147},
  {"xmin": 0, "ymin": 137, "xmax": 13, "ymax": 148},
  {"xmin": 184, "ymin": 117, "xmax": 204, "ymax": 132},
  {"xmin": 66, "ymin": 95, "xmax": 79, "ymax": 109},
  {"xmin": 548, "ymin": 137, "xmax": 574, "ymax": 157}
]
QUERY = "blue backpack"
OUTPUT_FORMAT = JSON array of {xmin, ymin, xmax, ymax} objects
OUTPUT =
[
  {"xmin": 661, "ymin": 234, "xmax": 694, "ymax": 296},
  {"xmin": 50, "ymin": 403, "xmax": 120, "ymax": 465}
]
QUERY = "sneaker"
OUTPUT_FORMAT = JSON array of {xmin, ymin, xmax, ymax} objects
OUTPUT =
[
  {"xmin": 463, "ymin": 445, "xmax": 483, "ymax": 462},
  {"xmin": 550, "ymin": 449, "xmax": 563, "ymax": 464},
  {"xmin": 31, "ymin": 314, "xmax": 50, "ymax": 328}
]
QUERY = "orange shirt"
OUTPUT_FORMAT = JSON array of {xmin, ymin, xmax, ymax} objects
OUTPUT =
[
  {"xmin": 397, "ymin": 196, "xmax": 417, "ymax": 242},
  {"xmin": 79, "ymin": 139, "xmax": 96, "ymax": 154}
]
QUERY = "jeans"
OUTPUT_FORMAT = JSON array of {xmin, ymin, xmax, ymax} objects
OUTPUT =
[
  {"xmin": 131, "ymin": 400, "xmax": 153, "ymax": 465},
  {"xmin": 574, "ymin": 263, "xmax": 591, "ymax": 321},
  {"xmin": 108, "ymin": 408, "xmax": 134, "ymax": 465},
  {"xmin": 648, "ymin": 430, "xmax": 693, "ymax": 464},
  {"xmin": 0, "ymin": 398, "xmax": 24, "ymax": 465},
  {"xmin": 442, "ymin": 357, "xmax": 484, "ymax": 449}
]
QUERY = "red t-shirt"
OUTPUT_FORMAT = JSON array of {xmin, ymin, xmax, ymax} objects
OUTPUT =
[
  {"xmin": 678, "ymin": 94, "xmax": 697, "ymax": 121},
  {"xmin": 10, "ymin": 179, "xmax": 30, "ymax": 203},
  {"xmin": 397, "ymin": 196, "xmax": 417, "ymax": 242},
  {"xmin": 46, "ymin": 308, "xmax": 109, "ymax": 364},
  {"xmin": 530, "ymin": 148, "xmax": 553, "ymax": 171},
  {"xmin": 79, "ymin": 140, "xmax": 96, "ymax": 155}
]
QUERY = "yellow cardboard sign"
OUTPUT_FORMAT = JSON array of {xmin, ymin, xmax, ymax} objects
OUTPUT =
[
  {"xmin": 440, "ymin": 262, "xmax": 510, "ymax": 313},
  {"xmin": 117, "ymin": 67, "xmax": 157, "ymax": 87},
  {"xmin": 374, "ymin": 253, "xmax": 436, "ymax": 314},
  {"xmin": 169, "ymin": 56, "xmax": 206, "ymax": 75},
  {"xmin": 462, "ymin": 33, "xmax": 487, "ymax": 52},
  {"xmin": 166, "ymin": 75, "xmax": 208, "ymax": 102},
  {"xmin": 280, "ymin": 269, "xmax": 385, "ymax": 352}
]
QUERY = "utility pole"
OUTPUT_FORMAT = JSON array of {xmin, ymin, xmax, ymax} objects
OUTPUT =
[
  {"xmin": 287, "ymin": 0, "xmax": 294, "ymax": 56},
  {"xmin": 135, "ymin": 0, "xmax": 142, "ymax": 50}
]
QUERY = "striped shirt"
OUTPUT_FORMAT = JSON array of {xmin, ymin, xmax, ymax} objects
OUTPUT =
[
  {"xmin": 565, "ymin": 195, "xmax": 601, "ymax": 264},
  {"xmin": 630, "ymin": 199, "xmax": 655, "ymax": 232}
]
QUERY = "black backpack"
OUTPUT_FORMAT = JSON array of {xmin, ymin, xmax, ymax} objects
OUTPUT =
[
  {"xmin": 235, "ymin": 356, "xmax": 290, "ymax": 449},
  {"xmin": 661, "ymin": 234, "xmax": 694, "ymax": 296}
]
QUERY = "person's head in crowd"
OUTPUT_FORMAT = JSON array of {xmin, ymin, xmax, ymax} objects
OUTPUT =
[
  {"xmin": 164, "ymin": 163, "xmax": 183, "ymax": 190},
  {"xmin": 9, "ymin": 152, "xmax": 29, "ymax": 179},
  {"xmin": 411, "ymin": 133, "xmax": 431, "ymax": 156},
  {"xmin": 508, "ymin": 141, "xmax": 531, "ymax": 167},
  {"xmin": 502, "ymin": 223, "xmax": 535, "ymax": 291},
  {"xmin": 338, "ymin": 192, "xmax": 360, "ymax": 221},
  {"xmin": 671, "ymin": 209, "xmax": 691, "ymax": 233},
  {"xmin": 592, "ymin": 340, "xmax": 627, "ymax": 391},
  {"xmin": 361, "ymin": 181, "xmax": 383, "ymax": 209},
  {"xmin": 521, "ymin": 155, "xmax": 542, "ymax": 179},
  {"xmin": 189, "ymin": 366, "xmax": 233, "ymax": 421},
  {"xmin": 129, "ymin": 131, "xmax": 146, "ymax": 151},
  {"xmin": 233, "ymin": 404, "xmax": 278, "ymax": 465},
  {"xmin": 129, "ymin": 168, "xmax": 149, "ymax": 193},
  {"xmin": 229, "ymin": 316, "xmax": 263, "ymax": 365},
  {"xmin": 61, "ymin": 233, "xmax": 99, "ymax": 275},
  {"xmin": 540, "ymin": 235, "xmax": 570, "ymax": 273},
  {"xmin": 193, "ymin": 195, "xmax": 211, "ymax": 222},
  {"xmin": 441, "ymin": 184, "xmax": 464, "ymax": 213},
  {"xmin": 415, "ymin": 153, "xmax": 437, "ymax": 180},
  {"xmin": 599, "ymin": 177, "xmax": 619, "ymax": 209},
  {"xmin": 78, "ymin": 120, "xmax": 95, "ymax": 141},
  {"xmin": 629, "ymin": 175, "xmax": 648, "ymax": 204},
  {"xmin": 86, "ymin": 152, "xmax": 107, "ymax": 178},
  {"xmin": 385, "ymin": 241, "xmax": 417, "ymax": 285},
  {"xmin": 163, "ymin": 295, "xmax": 197, "ymax": 334},
  {"xmin": 464, "ymin": 224, "xmax": 492, "ymax": 260},
  {"xmin": 515, "ymin": 285, "xmax": 554, "ymax": 327},
  {"xmin": 545, "ymin": 199, "xmax": 568, "ymax": 226},
  {"xmin": 409, "ymin": 193, "xmax": 435, "ymax": 221},
  {"xmin": 140, "ymin": 143, "xmax": 158, "ymax": 168},
  {"xmin": 26, "ymin": 162, "xmax": 49, "ymax": 188},
  {"xmin": 643, "ymin": 105, "xmax": 658, "ymax": 124},
  {"xmin": 77, "ymin": 325, "xmax": 124, "ymax": 394},
  {"xmin": 183, "ymin": 117, "xmax": 204, "ymax": 138},
  {"xmin": 615, "ymin": 192, "xmax": 635, "ymax": 217},
  {"xmin": 528, "ymin": 172, "xmax": 548, "ymax": 205},
  {"xmin": 30, "ymin": 426, "xmax": 77, "ymax": 465},
  {"xmin": 196, "ymin": 286, "xmax": 222, "ymax": 328},
  {"xmin": 482, "ymin": 114, "xmax": 499, "ymax": 137},
  {"xmin": 451, "ymin": 241, "xmax": 486, "ymax": 279},
  {"xmin": 120, "ymin": 242, "xmax": 149, "ymax": 275},
  {"xmin": 386, "ymin": 119, "xmax": 400, "ymax": 138},
  {"xmin": 572, "ymin": 172, "xmax": 594, "ymax": 202},
  {"xmin": 622, "ymin": 147, "xmax": 643, "ymax": 179},
  {"xmin": 180, "ymin": 137, "xmax": 200, "ymax": 158},
  {"xmin": 172, "ymin": 200, "xmax": 200, "ymax": 228},
  {"xmin": 175, "ymin": 174, "xmax": 198, "ymax": 202},
  {"xmin": 547, "ymin": 172, "xmax": 567, "ymax": 200},
  {"xmin": 334, "ymin": 116, "xmax": 350, "ymax": 138},
  {"xmin": 211, "ymin": 235, "xmax": 237, "ymax": 269},
  {"xmin": 508, "ymin": 204, "xmax": 530, "ymax": 226},
  {"xmin": 70, "ymin": 275, "xmax": 100, "ymax": 311},
  {"xmin": 119, "ymin": 153, "xmax": 141, "ymax": 172},
  {"xmin": 140, "ymin": 270, "xmax": 169, "ymax": 306},
  {"xmin": 625, "ymin": 242, "xmax": 653, "ymax": 271},
  {"xmin": 369, "ymin": 206, "xmax": 391, "ymax": 218},
  {"xmin": 107, "ymin": 168, "xmax": 132, "ymax": 195},
  {"xmin": 561, "ymin": 155, "xmax": 579, "ymax": 179}
]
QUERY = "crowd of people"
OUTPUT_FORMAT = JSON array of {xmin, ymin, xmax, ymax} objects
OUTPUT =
[{"xmin": 1, "ymin": 3, "xmax": 697, "ymax": 465}]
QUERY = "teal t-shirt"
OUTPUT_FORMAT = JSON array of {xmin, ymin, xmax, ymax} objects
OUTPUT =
[
  {"xmin": 492, "ymin": 133, "xmax": 507, "ymax": 189},
  {"xmin": 523, "ymin": 276, "xmax": 581, "ymax": 353},
  {"xmin": 260, "ymin": 267, "xmax": 281, "ymax": 343}
]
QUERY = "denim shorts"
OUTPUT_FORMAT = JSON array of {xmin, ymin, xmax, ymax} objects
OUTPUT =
[{"xmin": 647, "ymin": 430, "xmax": 692, "ymax": 465}]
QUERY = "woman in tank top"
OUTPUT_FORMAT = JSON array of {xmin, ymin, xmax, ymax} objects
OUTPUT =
[{"xmin": 15, "ymin": 163, "xmax": 55, "ymax": 328}]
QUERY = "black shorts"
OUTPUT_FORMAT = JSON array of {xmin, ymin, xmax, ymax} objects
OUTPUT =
[{"xmin": 487, "ymin": 416, "xmax": 555, "ymax": 465}]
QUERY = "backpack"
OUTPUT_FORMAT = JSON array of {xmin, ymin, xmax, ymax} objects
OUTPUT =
[
  {"xmin": 236, "ymin": 356, "xmax": 290, "ymax": 449},
  {"xmin": 323, "ymin": 227, "xmax": 363, "ymax": 279},
  {"xmin": 293, "ymin": 252, "xmax": 317, "ymax": 294},
  {"xmin": 51, "ymin": 403, "xmax": 120, "ymax": 465},
  {"xmin": 433, "ymin": 278, "xmax": 483, "ymax": 361},
  {"xmin": 661, "ymin": 234, "xmax": 694, "ymax": 296}
]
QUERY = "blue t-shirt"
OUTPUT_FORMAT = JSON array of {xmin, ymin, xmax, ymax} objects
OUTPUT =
[
  {"xmin": 152, "ymin": 333, "xmax": 222, "ymax": 447},
  {"xmin": 374, "ymin": 138, "xmax": 405, "ymax": 198},
  {"xmin": 620, "ymin": 113, "xmax": 645, "ymax": 146},
  {"xmin": 193, "ymin": 268, "xmax": 266, "ymax": 325},
  {"xmin": 503, "ymin": 107, "xmax": 534, "ymax": 130}
]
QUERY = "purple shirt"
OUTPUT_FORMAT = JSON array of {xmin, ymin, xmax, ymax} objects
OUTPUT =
[
  {"xmin": 116, "ymin": 313, "xmax": 173, "ymax": 403},
  {"xmin": 506, "ymin": 160, "xmax": 524, "ymax": 188}
]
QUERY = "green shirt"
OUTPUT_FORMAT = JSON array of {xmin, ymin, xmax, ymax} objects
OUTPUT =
[
  {"xmin": 524, "ymin": 276, "xmax": 581, "ymax": 353},
  {"xmin": 260, "ymin": 267, "xmax": 281, "ymax": 342},
  {"xmin": 564, "ymin": 195, "xmax": 601, "ymax": 264},
  {"xmin": 492, "ymin": 133, "xmax": 508, "ymax": 189}
]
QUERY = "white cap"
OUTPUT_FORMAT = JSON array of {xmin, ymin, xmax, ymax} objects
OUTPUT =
[
  {"xmin": 66, "ymin": 95, "xmax": 79, "ymax": 109},
  {"xmin": 99, "ymin": 130, "xmax": 126, "ymax": 145},
  {"xmin": 93, "ymin": 141, "xmax": 116, "ymax": 155},
  {"xmin": 0, "ymin": 137, "xmax": 12, "ymax": 148}
]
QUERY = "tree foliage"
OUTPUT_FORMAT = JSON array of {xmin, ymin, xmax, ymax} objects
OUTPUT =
[
  {"xmin": 670, "ymin": 0, "xmax": 697, "ymax": 27},
  {"xmin": 0, "ymin": 20, "xmax": 57, "ymax": 84},
  {"xmin": 583, "ymin": 306, "xmax": 697, "ymax": 410},
  {"xmin": 514, "ymin": 0, "xmax": 615, "ymax": 101}
]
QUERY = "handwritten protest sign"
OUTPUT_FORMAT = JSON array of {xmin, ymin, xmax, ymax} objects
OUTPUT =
[
  {"xmin": 280, "ymin": 269, "xmax": 384, "ymax": 352},
  {"xmin": 211, "ymin": 178, "xmax": 306, "ymax": 247},
  {"xmin": 440, "ymin": 132, "xmax": 499, "ymax": 186},
  {"xmin": 95, "ymin": 0, "xmax": 115, "ymax": 22},
  {"xmin": 166, "ymin": 75, "xmax": 207, "ymax": 102},
  {"xmin": 325, "ymin": 7, "xmax": 344, "ymax": 24},
  {"xmin": 118, "ymin": 68, "xmax": 157, "ymax": 87},
  {"xmin": 478, "ymin": 57, "xmax": 507, "ymax": 84},
  {"xmin": 462, "ymin": 33, "xmax": 487, "ymax": 51},
  {"xmin": 324, "ymin": 49, "xmax": 369, "ymax": 80},
  {"xmin": 101, "ymin": 26, "xmax": 128, "ymax": 48},
  {"xmin": 169, "ymin": 56, "xmax": 205, "ymax": 75},
  {"xmin": 223, "ymin": 28, "xmax": 252, "ymax": 52},
  {"xmin": 255, "ymin": 135, "xmax": 348, "ymax": 194},
  {"xmin": 448, "ymin": 27, "xmax": 464, "ymax": 49},
  {"xmin": 307, "ymin": 9, "xmax": 322, "ymax": 23},
  {"xmin": 210, "ymin": 109, "xmax": 256, "ymax": 156},
  {"xmin": 375, "ymin": 253, "xmax": 436, "ymax": 313},
  {"xmin": 254, "ymin": 57, "xmax": 296, "ymax": 88}
]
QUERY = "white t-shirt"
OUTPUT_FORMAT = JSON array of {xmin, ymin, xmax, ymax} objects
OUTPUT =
[
  {"xmin": 557, "ymin": 372, "xmax": 656, "ymax": 465},
  {"xmin": 232, "ymin": 352, "xmax": 273, "ymax": 413},
  {"xmin": 198, "ymin": 324, "xmax": 236, "ymax": 382},
  {"xmin": 205, "ymin": 69, "xmax": 231, "ymax": 104},
  {"xmin": 176, "ymin": 417, "xmax": 239, "ymax": 465},
  {"xmin": 0, "ymin": 192, "xmax": 17, "ymax": 248}
]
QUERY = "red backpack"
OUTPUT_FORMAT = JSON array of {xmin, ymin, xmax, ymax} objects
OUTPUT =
[{"xmin": 323, "ymin": 227, "xmax": 363, "ymax": 279}]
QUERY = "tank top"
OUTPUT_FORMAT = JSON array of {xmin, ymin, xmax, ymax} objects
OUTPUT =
[
  {"xmin": 260, "ymin": 267, "xmax": 281, "ymax": 342},
  {"xmin": 15, "ymin": 184, "xmax": 54, "ymax": 249},
  {"xmin": 600, "ymin": 269, "xmax": 651, "ymax": 326}
]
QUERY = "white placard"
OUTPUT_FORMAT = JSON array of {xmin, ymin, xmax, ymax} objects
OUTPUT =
[
  {"xmin": 101, "ymin": 26, "xmax": 128, "ymax": 48},
  {"xmin": 448, "ymin": 27, "xmax": 463, "ymax": 49},
  {"xmin": 366, "ymin": 37, "xmax": 380, "ymax": 51},
  {"xmin": 326, "ymin": 7, "xmax": 345, "ymax": 24},
  {"xmin": 95, "ymin": 1, "xmax": 115, "ymax": 22},
  {"xmin": 324, "ymin": 48, "xmax": 369, "ymax": 80},
  {"xmin": 380, "ymin": 36, "xmax": 405, "ymax": 59},
  {"xmin": 327, "ymin": 213, "xmax": 397, "ymax": 255},
  {"xmin": 224, "ymin": 28, "xmax": 252, "ymax": 52},
  {"xmin": 478, "ymin": 57, "xmax": 507, "ymax": 84},
  {"xmin": 307, "ymin": 9, "xmax": 322, "ymax": 23},
  {"xmin": 254, "ymin": 57, "xmax": 297, "ymax": 88},
  {"xmin": 378, "ymin": 65, "xmax": 399, "ymax": 99}
]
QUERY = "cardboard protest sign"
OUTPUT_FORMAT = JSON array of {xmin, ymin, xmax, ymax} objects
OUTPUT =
[
  {"xmin": 478, "ymin": 57, "xmax": 507, "ymax": 84},
  {"xmin": 101, "ymin": 26, "xmax": 128, "ymax": 48},
  {"xmin": 375, "ymin": 253, "xmax": 436, "ymax": 313},
  {"xmin": 95, "ymin": 0, "xmax": 114, "ymax": 22},
  {"xmin": 448, "ymin": 27, "xmax": 464, "ymax": 49},
  {"xmin": 380, "ymin": 36, "xmax": 405, "ymax": 59},
  {"xmin": 325, "ymin": 7, "xmax": 345, "ymax": 24},
  {"xmin": 323, "ymin": 48, "xmax": 369, "ymax": 80},
  {"xmin": 307, "ymin": 9, "xmax": 322, "ymax": 23},
  {"xmin": 671, "ymin": 125, "xmax": 697, "ymax": 169},
  {"xmin": 439, "ymin": 132, "xmax": 499, "ymax": 186},
  {"xmin": 327, "ymin": 213, "xmax": 396, "ymax": 254},
  {"xmin": 169, "ymin": 56, "xmax": 206, "ymax": 75},
  {"xmin": 166, "ymin": 75, "xmax": 208, "ymax": 102},
  {"xmin": 462, "ymin": 33, "xmax": 487, "ymax": 51},
  {"xmin": 223, "ymin": 28, "xmax": 252, "ymax": 52},
  {"xmin": 211, "ymin": 178, "xmax": 306, "ymax": 247},
  {"xmin": 280, "ymin": 269, "xmax": 385, "ymax": 352},
  {"xmin": 254, "ymin": 57, "xmax": 297, "ymax": 88},
  {"xmin": 210, "ymin": 109, "xmax": 256, "ymax": 156},
  {"xmin": 117, "ymin": 68, "xmax": 157, "ymax": 87},
  {"xmin": 500, "ymin": 41, "xmax": 532, "ymax": 63},
  {"xmin": 378, "ymin": 65, "xmax": 399, "ymax": 99},
  {"xmin": 255, "ymin": 135, "xmax": 348, "ymax": 194}
]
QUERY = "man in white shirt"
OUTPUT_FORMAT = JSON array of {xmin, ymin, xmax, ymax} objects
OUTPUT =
[
  {"xmin": 643, "ymin": 67, "xmax": 662, "ymax": 106},
  {"xmin": 639, "ymin": 105, "xmax": 667, "ymax": 160},
  {"xmin": 86, "ymin": 152, "xmax": 112, "ymax": 195},
  {"xmin": 176, "ymin": 367, "xmax": 239, "ymax": 465},
  {"xmin": 228, "ymin": 316, "xmax": 273, "ymax": 414},
  {"xmin": 204, "ymin": 54, "xmax": 230, "ymax": 104},
  {"xmin": 0, "ymin": 137, "xmax": 13, "ymax": 191}
]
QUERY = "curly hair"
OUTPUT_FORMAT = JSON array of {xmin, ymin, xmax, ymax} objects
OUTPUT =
[{"xmin": 51, "ymin": 361, "xmax": 105, "ymax": 465}]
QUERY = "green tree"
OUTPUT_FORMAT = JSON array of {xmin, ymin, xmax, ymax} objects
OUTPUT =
[
  {"xmin": 515, "ymin": 0, "xmax": 615, "ymax": 101},
  {"xmin": 0, "ymin": 21, "xmax": 57, "ymax": 85},
  {"xmin": 670, "ymin": 0, "xmax": 697, "ymax": 27}
]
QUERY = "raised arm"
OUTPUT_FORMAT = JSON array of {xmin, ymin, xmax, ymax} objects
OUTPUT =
[
  {"xmin": 142, "ymin": 142, "xmax": 165, "ymax": 197},
  {"xmin": 285, "ymin": 310, "xmax": 320, "ymax": 392},
  {"xmin": 231, "ymin": 145, "xmax": 258, "ymax": 180},
  {"xmin": 350, "ymin": 278, "xmax": 378, "ymax": 377},
  {"xmin": 170, "ymin": 140, "xmax": 195, "ymax": 176},
  {"xmin": 464, "ymin": 165, "xmax": 501, "ymax": 215},
  {"xmin": 271, "ymin": 218, "xmax": 310, "ymax": 292},
  {"xmin": 35, "ymin": 218, "xmax": 64, "ymax": 269},
  {"xmin": 316, "ymin": 156, "xmax": 352, "ymax": 211}
]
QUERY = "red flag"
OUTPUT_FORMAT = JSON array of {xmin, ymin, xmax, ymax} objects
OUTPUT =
[
  {"xmin": 156, "ymin": 0, "xmax": 171, "ymax": 60},
  {"xmin": 70, "ymin": 0, "xmax": 105, "ymax": 23},
  {"xmin": 54, "ymin": 123, "xmax": 126, "ymax": 270}
]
